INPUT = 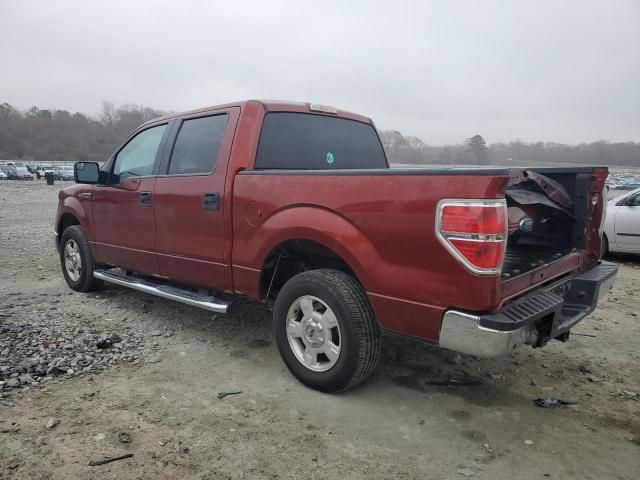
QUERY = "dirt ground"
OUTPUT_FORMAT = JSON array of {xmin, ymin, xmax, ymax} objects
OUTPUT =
[{"xmin": 0, "ymin": 180, "xmax": 638, "ymax": 480}]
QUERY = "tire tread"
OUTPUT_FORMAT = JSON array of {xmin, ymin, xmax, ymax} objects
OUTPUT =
[
  {"xmin": 278, "ymin": 269, "xmax": 381, "ymax": 391},
  {"xmin": 60, "ymin": 225, "xmax": 103, "ymax": 292}
]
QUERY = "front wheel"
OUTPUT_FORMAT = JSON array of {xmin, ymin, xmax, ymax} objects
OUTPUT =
[
  {"xmin": 59, "ymin": 225, "xmax": 103, "ymax": 292},
  {"xmin": 273, "ymin": 269, "xmax": 381, "ymax": 393}
]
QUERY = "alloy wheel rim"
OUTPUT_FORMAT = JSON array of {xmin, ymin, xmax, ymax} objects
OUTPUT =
[
  {"xmin": 286, "ymin": 295, "xmax": 341, "ymax": 372},
  {"xmin": 64, "ymin": 239, "xmax": 82, "ymax": 281}
]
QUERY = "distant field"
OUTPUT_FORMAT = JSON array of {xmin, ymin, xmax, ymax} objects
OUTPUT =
[
  {"xmin": 390, "ymin": 163, "xmax": 640, "ymax": 194},
  {"xmin": 391, "ymin": 163, "xmax": 640, "ymax": 173}
]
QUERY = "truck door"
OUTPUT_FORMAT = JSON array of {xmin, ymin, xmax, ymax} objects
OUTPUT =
[
  {"xmin": 92, "ymin": 122, "xmax": 169, "ymax": 275},
  {"xmin": 153, "ymin": 107, "xmax": 239, "ymax": 291}
]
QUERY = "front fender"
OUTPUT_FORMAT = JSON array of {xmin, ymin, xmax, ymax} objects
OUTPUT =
[{"xmin": 56, "ymin": 192, "xmax": 93, "ymax": 241}]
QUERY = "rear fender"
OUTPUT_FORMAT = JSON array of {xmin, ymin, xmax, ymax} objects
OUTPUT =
[
  {"xmin": 247, "ymin": 205, "xmax": 445, "ymax": 339},
  {"xmin": 252, "ymin": 205, "xmax": 382, "ymax": 293}
]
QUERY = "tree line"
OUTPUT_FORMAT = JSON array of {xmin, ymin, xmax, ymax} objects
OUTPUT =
[
  {"xmin": 380, "ymin": 131, "xmax": 640, "ymax": 167},
  {"xmin": 1, "ymin": 102, "xmax": 638, "ymax": 167},
  {"xmin": 0, "ymin": 102, "xmax": 164, "ymax": 163}
]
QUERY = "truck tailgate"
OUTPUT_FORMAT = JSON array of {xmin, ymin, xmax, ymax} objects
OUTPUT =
[{"xmin": 499, "ymin": 167, "xmax": 608, "ymax": 304}]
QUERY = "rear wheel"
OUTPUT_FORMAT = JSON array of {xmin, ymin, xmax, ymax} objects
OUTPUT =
[
  {"xmin": 59, "ymin": 225, "xmax": 103, "ymax": 292},
  {"xmin": 273, "ymin": 269, "xmax": 381, "ymax": 392},
  {"xmin": 602, "ymin": 234, "xmax": 609, "ymax": 258}
]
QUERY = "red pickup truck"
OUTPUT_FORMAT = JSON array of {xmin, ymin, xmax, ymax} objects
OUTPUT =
[{"xmin": 55, "ymin": 100, "xmax": 618, "ymax": 392}]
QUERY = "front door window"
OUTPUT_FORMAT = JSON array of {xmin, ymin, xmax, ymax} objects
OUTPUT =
[{"xmin": 112, "ymin": 124, "xmax": 167, "ymax": 182}]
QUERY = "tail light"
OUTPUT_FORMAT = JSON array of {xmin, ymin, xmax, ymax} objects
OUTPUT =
[{"xmin": 436, "ymin": 199, "xmax": 507, "ymax": 275}]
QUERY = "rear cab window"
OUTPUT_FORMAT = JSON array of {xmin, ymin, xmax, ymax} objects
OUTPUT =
[
  {"xmin": 255, "ymin": 112, "xmax": 387, "ymax": 170},
  {"xmin": 167, "ymin": 114, "xmax": 228, "ymax": 175}
]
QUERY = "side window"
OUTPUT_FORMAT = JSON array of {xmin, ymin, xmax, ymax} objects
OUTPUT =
[
  {"xmin": 167, "ymin": 114, "xmax": 228, "ymax": 175},
  {"xmin": 112, "ymin": 124, "xmax": 167, "ymax": 182}
]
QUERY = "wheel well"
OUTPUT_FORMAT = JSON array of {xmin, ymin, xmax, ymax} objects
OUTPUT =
[
  {"xmin": 58, "ymin": 213, "xmax": 80, "ymax": 236},
  {"xmin": 260, "ymin": 239, "xmax": 358, "ymax": 302}
]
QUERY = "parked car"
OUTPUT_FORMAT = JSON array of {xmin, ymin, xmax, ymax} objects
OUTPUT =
[
  {"xmin": 53, "ymin": 165, "xmax": 75, "ymax": 181},
  {"xmin": 34, "ymin": 164, "xmax": 54, "ymax": 179},
  {"xmin": 0, "ymin": 165, "xmax": 19, "ymax": 180},
  {"xmin": 1, "ymin": 164, "xmax": 33, "ymax": 180},
  {"xmin": 0, "ymin": 169, "xmax": 7, "ymax": 180},
  {"xmin": 54, "ymin": 100, "xmax": 617, "ymax": 392},
  {"xmin": 1, "ymin": 161, "xmax": 28, "ymax": 170},
  {"xmin": 15, "ymin": 166, "xmax": 34, "ymax": 180},
  {"xmin": 603, "ymin": 187, "xmax": 640, "ymax": 255}
]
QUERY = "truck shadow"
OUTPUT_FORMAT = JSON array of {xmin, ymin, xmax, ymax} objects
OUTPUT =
[
  {"xmin": 379, "ymin": 335, "xmax": 523, "ymax": 408},
  {"xmin": 95, "ymin": 282, "xmax": 639, "ymax": 439}
]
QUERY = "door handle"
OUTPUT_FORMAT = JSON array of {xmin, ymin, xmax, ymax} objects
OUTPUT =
[
  {"xmin": 202, "ymin": 192, "xmax": 220, "ymax": 211},
  {"xmin": 139, "ymin": 191, "xmax": 152, "ymax": 207}
]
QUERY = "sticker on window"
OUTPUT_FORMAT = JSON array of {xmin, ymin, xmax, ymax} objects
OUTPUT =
[{"xmin": 326, "ymin": 152, "xmax": 335, "ymax": 165}]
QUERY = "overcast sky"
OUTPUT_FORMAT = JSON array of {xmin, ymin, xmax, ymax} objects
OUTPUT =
[{"xmin": 1, "ymin": 0, "xmax": 638, "ymax": 144}]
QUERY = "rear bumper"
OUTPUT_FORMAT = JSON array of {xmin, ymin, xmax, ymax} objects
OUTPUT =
[{"xmin": 439, "ymin": 261, "xmax": 618, "ymax": 357}]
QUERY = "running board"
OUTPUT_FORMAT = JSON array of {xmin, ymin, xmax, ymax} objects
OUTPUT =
[{"xmin": 93, "ymin": 269, "xmax": 230, "ymax": 313}]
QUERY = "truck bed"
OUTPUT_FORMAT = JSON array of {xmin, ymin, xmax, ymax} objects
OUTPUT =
[{"xmin": 501, "ymin": 246, "xmax": 572, "ymax": 278}]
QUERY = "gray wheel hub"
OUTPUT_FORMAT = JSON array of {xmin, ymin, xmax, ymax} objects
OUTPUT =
[
  {"xmin": 302, "ymin": 318, "xmax": 324, "ymax": 346},
  {"xmin": 64, "ymin": 239, "xmax": 82, "ymax": 282},
  {"xmin": 286, "ymin": 295, "xmax": 341, "ymax": 372}
]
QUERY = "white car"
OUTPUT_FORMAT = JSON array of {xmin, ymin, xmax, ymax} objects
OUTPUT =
[
  {"xmin": 35, "ymin": 164, "xmax": 55, "ymax": 178},
  {"xmin": 603, "ymin": 187, "xmax": 640, "ymax": 255},
  {"xmin": 0, "ymin": 170, "xmax": 7, "ymax": 180}
]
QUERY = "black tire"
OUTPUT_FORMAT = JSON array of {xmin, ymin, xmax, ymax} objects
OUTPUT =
[
  {"xmin": 602, "ymin": 234, "xmax": 609, "ymax": 258},
  {"xmin": 59, "ymin": 225, "xmax": 103, "ymax": 292},
  {"xmin": 273, "ymin": 269, "xmax": 381, "ymax": 393}
]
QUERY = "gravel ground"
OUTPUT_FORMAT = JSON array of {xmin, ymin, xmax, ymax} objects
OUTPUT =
[{"xmin": 0, "ymin": 180, "xmax": 638, "ymax": 480}]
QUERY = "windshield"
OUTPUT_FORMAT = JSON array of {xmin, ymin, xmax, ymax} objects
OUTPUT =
[{"xmin": 611, "ymin": 187, "xmax": 640, "ymax": 203}]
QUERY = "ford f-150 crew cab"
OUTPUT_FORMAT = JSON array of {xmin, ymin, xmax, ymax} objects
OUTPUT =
[{"xmin": 55, "ymin": 100, "xmax": 618, "ymax": 392}]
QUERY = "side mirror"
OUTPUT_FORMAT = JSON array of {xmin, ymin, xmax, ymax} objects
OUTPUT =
[{"xmin": 74, "ymin": 162, "xmax": 100, "ymax": 184}]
